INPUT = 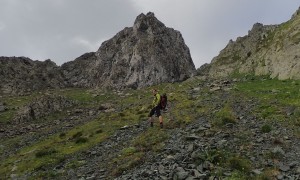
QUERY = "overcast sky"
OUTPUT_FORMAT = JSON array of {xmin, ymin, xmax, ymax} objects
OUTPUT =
[{"xmin": 0, "ymin": 0, "xmax": 299, "ymax": 68}]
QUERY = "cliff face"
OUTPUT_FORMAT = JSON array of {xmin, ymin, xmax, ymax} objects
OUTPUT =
[
  {"xmin": 207, "ymin": 7, "xmax": 300, "ymax": 80},
  {"xmin": 62, "ymin": 12, "xmax": 196, "ymax": 89},
  {"xmin": 0, "ymin": 12, "xmax": 195, "ymax": 94},
  {"xmin": 0, "ymin": 57, "xmax": 64, "ymax": 95}
]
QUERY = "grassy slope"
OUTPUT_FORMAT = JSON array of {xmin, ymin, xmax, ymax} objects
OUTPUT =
[
  {"xmin": 234, "ymin": 75, "xmax": 300, "ymax": 126},
  {"xmin": 0, "ymin": 75, "xmax": 300, "ymax": 179}
]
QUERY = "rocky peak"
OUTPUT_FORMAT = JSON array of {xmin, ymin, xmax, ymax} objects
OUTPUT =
[
  {"xmin": 291, "ymin": 6, "xmax": 300, "ymax": 19},
  {"xmin": 133, "ymin": 12, "xmax": 165, "ymax": 33},
  {"xmin": 63, "ymin": 11, "xmax": 196, "ymax": 89}
]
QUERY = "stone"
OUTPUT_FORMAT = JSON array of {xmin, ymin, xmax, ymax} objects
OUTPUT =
[
  {"xmin": 196, "ymin": 126, "xmax": 207, "ymax": 132},
  {"xmin": 160, "ymin": 175, "xmax": 168, "ymax": 180},
  {"xmin": 210, "ymin": 87, "xmax": 221, "ymax": 92},
  {"xmin": 0, "ymin": 104, "xmax": 6, "ymax": 112},
  {"xmin": 252, "ymin": 169, "xmax": 262, "ymax": 175},
  {"xmin": 158, "ymin": 164, "xmax": 166, "ymax": 174},
  {"xmin": 223, "ymin": 172, "xmax": 232, "ymax": 176},
  {"xmin": 86, "ymin": 175, "xmax": 96, "ymax": 180},
  {"xmin": 256, "ymin": 137, "xmax": 264, "ymax": 143},
  {"xmin": 11, "ymin": 165, "xmax": 18, "ymax": 172},
  {"xmin": 296, "ymin": 167, "xmax": 300, "ymax": 174},
  {"xmin": 166, "ymin": 155, "xmax": 175, "ymax": 160},
  {"xmin": 120, "ymin": 125, "xmax": 131, "ymax": 130},
  {"xmin": 175, "ymin": 171, "xmax": 189, "ymax": 180},
  {"xmin": 141, "ymin": 170, "xmax": 152, "ymax": 177},
  {"xmin": 185, "ymin": 135, "xmax": 200, "ymax": 141},
  {"xmin": 196, "ymin": 164, "xmax": 204, "ymax": 172},
  {"xmin": 288, "ymin": 161, "xmax": 298, "ymax": 168},
  {"xmin": 272, "ymin": 146, "xmax": 285, "ymax": 156},
  {"xmin": 90, "ymin": 151, "xmax": 97, "ymax": 155},
  {"xmin": 193, "ymin": 87, "xmax": 201, "ymax": 92},
  {"xmin": 217, "ymin": 139, "xmax": 227, "ymax": 146},
  {"xmin": 277, "ymin": 174, "xmax": 284, "ymax": 180},
  {"xmin": 10, "ymin": 174, "xmax": 18, "ymax": 179},
  {"xmin": 279, "ymin": 164, "xmax": 290, "ymax": 172},
  {"xmin": 193, "ymin": 170, "xmax": 202, "ymax": 178},
  {"xmin": 187, "ymin": 144, "xmax": 194, "ymax": 152},
  {"xmin": 13, "ymin": 95, "xmax": 75, "ymax": 123}
]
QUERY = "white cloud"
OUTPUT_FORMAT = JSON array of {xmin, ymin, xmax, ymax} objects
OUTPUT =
[{"xmin": 71, "ymin": 36, "xmax": 107, "ymax": 52}]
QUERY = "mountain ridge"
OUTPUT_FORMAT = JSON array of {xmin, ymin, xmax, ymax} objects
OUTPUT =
[
  {"xmin": 204, "ymin": 7, "xmax": 300, "ymax": 80},
  {"xmin": 0, "ymin": 12, "xmax": 196, "ymax": 94}
]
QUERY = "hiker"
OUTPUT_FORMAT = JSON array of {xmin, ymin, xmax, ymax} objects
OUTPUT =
[{"xmin": 149, "ymin": 89, "xmax": 163, "ymax": 128}]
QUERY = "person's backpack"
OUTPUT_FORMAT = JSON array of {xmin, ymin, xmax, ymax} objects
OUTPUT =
[{"xmin": 160, "ymin": 93, "xmax": 167, "ymax": 110}]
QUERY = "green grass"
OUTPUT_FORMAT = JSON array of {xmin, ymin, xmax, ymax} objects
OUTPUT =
[
  {"xmin": 234, "ymin": 76, "xmax": 300, "ymax": 127},
  {"xmin": 228, "ymin": 156, "xmax": 251, "ymax": 173},
  {"xmin": 35, "ymin": 148, "xmax": 58, "ymax": 158},
  {"xmin": 235, "ymin": 76, "xmax": 300, "ymax": 106},
  {"xmin": 255, "ymin": 168, "xmax": 280, "ymax": 180},
  {"xmin": 133, "ymin": 128, "xmax": 169, "ymax": 152},
  {"xmin": 1, "ymin": 84, "xmax": 177, "ymax": 178},
  {"xmin": 0, "ymin": 107, "xmax": 142, "ymax": 178},
  {"xmin": 0, "ymin": 93, "xmax": 41, "ymax": 123},
  {"xmin": 261, "ymin": 124, "xmax": 272, "ymax": 133},
  {"xmin": 110, "ymin": 127, "xmax": 169, "ymax": 176},
  {"xmin": 9, "ymin": 75, "xmax": 300, "ymax": 179},
  {"xmin": 214, "ymin": 103, "xmax": 236, "ymax": 127}
]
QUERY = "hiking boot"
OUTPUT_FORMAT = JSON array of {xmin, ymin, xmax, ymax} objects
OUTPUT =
[
  {"xmin": 160, "ymin": 122, "xmax": 163, "ymax": 129},
  {"xmin": 150, "ymin": 122, "xmax": 153, "ymax": 127}
]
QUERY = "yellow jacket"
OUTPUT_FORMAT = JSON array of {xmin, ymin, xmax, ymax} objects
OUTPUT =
[{"xmin": 152, "ymin": 93, "xmax": 161, "ymax": 107}]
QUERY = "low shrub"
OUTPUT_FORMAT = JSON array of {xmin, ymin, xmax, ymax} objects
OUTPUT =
[
  {"xmin": 75, "ymin": 137, "xmax": 88, "ymax": 144},
  {"xmin": 261, "ymin": 124, "xmax": 272, "ymax": 133},
  {"xmin": 35, "ymin": 148, "xmax": 57, "ymax": 158}
]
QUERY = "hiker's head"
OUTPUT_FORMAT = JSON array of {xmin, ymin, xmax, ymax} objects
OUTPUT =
[{"xmin": 152, "ymin": 89, "xmax": 157, "ymax": 95}]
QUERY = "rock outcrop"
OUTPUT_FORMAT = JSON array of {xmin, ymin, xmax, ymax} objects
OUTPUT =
[
  {"xmin": 206, "ymin": 7, "xmax": 300, "ymax": 80},
  {"xmin": 62, "ymin": 12, "xmax": 196, "ymax": 89},
  {"xmin": 0, "ymin": 57, "xmax": 64, "ymax": 95},
  {"xmin": 0, "ymin": 102, "xmax": 8, "ymax": 112},
  {"xmin": 13, "ymin": 95, "xmax": 75, "ymax": 123}
]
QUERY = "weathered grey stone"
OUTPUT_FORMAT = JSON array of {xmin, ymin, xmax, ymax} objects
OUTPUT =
[
  {"xmin": 272, "ymin": 146, "xmax": 285, "ymax": 156},
  {"xmin": 296, "ymin": 167, "xmax": 300, "ymax": 174},
  {"xmin": 13, "ymin": 95, "xmax": 75, "ymax": 123},
  {"xmin": 204, "ymin": 7, "xmax": 300, "ymax": 81},
  {"xmin": 185, "ymin": 135, "xmax": 200, "ymax": 141},
  {"xmin": 252, "ymin": 169, "xmax": 262, "ymax": 175},
  {"xmin": 0, "ymin": 57, "xmax": 64, "ymax": 94},
  {"xmin": 187, "ymin": 144, "xmax": 194, "ymax": 152},
  {"xmin": 61, "ymin": 12, "xmax": 195, "ymax": 90},
  {"xmin": 277, "ymin": 174, "xmax": 284, "ymax": 180},
  {"xmin": 279, "ymin": 164, "xmax": 290, "ymax": 172},
  {"xmin": 210, "ymin": 87, "xmax": 221, "ymax": 92},
  {"xmin": 289, "ymin": 161, "xmax": 298, "ymax": 168},
  {"xmin": 174, "ymin": 171, "xmax": 189, "ymax": 180},
  {"xmin": 0, "ymin": 104, "xmax": 5, "ymax": 112},
  {"xmin": 196, "ymin": 126, "xmax": 207, "ymax": 132}
]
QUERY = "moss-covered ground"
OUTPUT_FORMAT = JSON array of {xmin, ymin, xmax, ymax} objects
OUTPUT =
[{"xmin": 0, "ymin": 75, "xmax": 300, "ymax": 179}]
